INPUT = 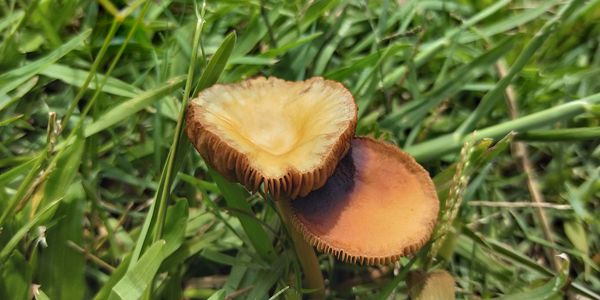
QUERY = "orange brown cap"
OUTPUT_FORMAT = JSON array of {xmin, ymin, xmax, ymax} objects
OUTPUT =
[
  {"xmin": 289, "ymin": 137, "xmax": 439, "ymax": 265},
  {"xmin": 185, "ymin": 77, "xmax": 357, "ymax": 199}
]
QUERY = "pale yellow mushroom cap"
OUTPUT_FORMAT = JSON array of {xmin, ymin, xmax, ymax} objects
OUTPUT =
[{"xmin": 185, "ymin": 77, "xmax": 357, "ymax": 199}]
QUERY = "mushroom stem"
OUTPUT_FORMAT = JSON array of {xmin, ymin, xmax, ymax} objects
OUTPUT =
[{"xmin": 274, "ymin": 198, "xmax": 325, "ymax": 299}]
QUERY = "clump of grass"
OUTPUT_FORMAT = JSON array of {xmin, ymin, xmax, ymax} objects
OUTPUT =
[{"xmin": 1, "ymin": 0, "xmax": 599, "ymax": 299}]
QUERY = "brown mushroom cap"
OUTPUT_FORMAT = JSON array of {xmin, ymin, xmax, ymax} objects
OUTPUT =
[
  {"xmin": 289, "ymin": 137, "xmax": 439, "ymax": 265},
  {"xmin": 185, "ymin": 77, "xmax": 357, "ymax": 199}
]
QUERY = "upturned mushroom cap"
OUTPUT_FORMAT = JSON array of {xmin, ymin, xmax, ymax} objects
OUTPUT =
[
  {"xmin": 289, "ymin": 137, "xmax": 439, "ymax": 265},
  {"xmin": 185, "ymin": 77, "xmax": 357, "ymax": 199}
]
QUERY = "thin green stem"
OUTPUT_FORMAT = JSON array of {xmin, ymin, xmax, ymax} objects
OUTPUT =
[
  {"xmin": 152, "ymin": 12, "xmax": 204, "ymax": 242},
  {"xmin": 138, "ymin": 6, "xmax": 199, "ymax": 299},
  {"xmin": 274, "ymin": 199, "xmax": 325, "ymax": 299},
  {"xmin": 118, "ymin": 0, "xmax": 146, "ymax": 21},
  {"xmin": 406, "ymin": 92, "xmax": 600, "ymax": 161},
  {"xmin": 515, "ymin": 127, "xmax": 600, "ymax": 141},
  {"xmin": 98, "ymin": 0, "xmax": 119, "ymax": 17}
]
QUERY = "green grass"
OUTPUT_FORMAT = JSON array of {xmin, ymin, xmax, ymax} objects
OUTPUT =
[{"xmin": 1, "ymin": 0, "xmax": 600, "ymax": 299}]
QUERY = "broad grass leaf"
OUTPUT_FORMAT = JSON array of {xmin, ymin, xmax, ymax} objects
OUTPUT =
[
  {"xmin": 160, "ymin": 229, "xmax": 223, "ymax": 271},
  {"xmin": 194, "ymin": 31, "xmax": 237, "ymax": 94},
  {"xmin": 0, "ymin": 29, "xmax": 91, "ymax": 96},
  {"xmin": 232, "ymin": 9, "xmax": 280, "ymax": 58},
  {"xmin": 263, "ymin": 32, "xmax": 323, "ymax": 58},
  {"xmin": 209, "ymin": 170, "xmax": 275, "ymax": 260},
  {"xmin": 564, "ymin": 220, "xmax": 590, "ymax": 278},
  {"xmin": 313, "ymin": 18, "xmax": 351, "ymax": 75},
  {"xmin": 93, "ymin": 255, "xmax": 132, "ymax": 300},
  {"xmin": 40, "ymin": 64, "xmax": 140, "ymax": 98},
  {"xmin": 178, "ymin": 173, "xmax": 219, "ymax": 194},
  {"xmin": 564, "ymin": 221, "xmax": 588, "ymax": 256},
  {"xmin": 162, "ymin": 199, "xmax": 189, "ymax": 257},
  {"xmin": 37, "ymin": 182, "xmax": 86, "ymax": 300},
  {"xmin": 207, "ymin": 290, "xmax": 225, "ymax": 300},
  {"xmin": 84, "ymin": 76, "xmax": 185, "ymax": 137},
  {"xmin": 0, "ymin": 251, "xmax": 31, "ymax": 300},
  {"xmin": 108, "ymin": 240, "xmax": 166, "ymax": 300}
]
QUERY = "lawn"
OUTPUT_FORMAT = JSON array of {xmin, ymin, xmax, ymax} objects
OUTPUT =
[{"xmin": 0, "ymin": 0, "xmax": 599, "ymax": 299}]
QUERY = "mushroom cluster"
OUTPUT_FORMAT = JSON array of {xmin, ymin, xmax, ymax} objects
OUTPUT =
[{"xmin": 186, "ymin": 77, "xmax": 439, "ymax": 265}]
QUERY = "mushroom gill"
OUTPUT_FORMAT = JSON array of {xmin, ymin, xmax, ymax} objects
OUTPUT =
[
  {"xmin": 289, "ymin": 137, "xmax": 439, "ymax": 265},
  {"xmin": 185, "ymin": 77, "xmax": 357, "ymax": 199}
]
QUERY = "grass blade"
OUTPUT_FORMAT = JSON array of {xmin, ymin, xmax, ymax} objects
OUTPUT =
[
  {"xmin": 209, "ymin": 170, "xmax": 275, "ymax": 260},
  {"xmin": 0, "ymin": 251, "xmax": 31, "ymax": 300},
  {"xmin": 456, "ymin": 0, "xmax": 585, "ymax": 135},
  {"xmin": 37, "ymin": 182, "xmax": 86, "ymax": 300},
  {"xmin": 0, "ymin": 29, "xmax": 91, "ymax": 96},
  {"xmin": 40, "ymin": 63, "xmax": 141, "ymax": 98},
  {"xmin": 0, "ymin": 199, "xmax": 61, "ymax": 264},
  {"xmin": 193, "ymin": 31, "xmax": 237, "ymax": 93},
  {"xmin": 406, "ymin": 92, "xmax": 600, "ymax": 161},
  {"xmin": 108, "ymin": 240, "xmax": 166, "ymax": 300},
  {"xmin": 84, "ymin": 76, "xmax": 185, "ymax": 137}
]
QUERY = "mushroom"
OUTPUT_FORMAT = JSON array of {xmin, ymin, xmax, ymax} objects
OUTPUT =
[
  {"xmin": 185, "ymin": 77, "xmax": 357, "ymax": 199},
  {"xmin": 185, "ymin": 76, "xmax": 439, "ymax": 295},
  {"xmin": 289, "ymin": 137, "xmax": 439, "ymax": 265}
]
